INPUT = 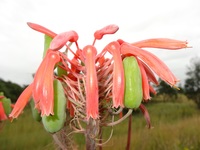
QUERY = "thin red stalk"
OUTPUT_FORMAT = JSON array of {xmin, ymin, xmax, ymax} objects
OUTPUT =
[
  {"xmin": 98, "ymin": 127, "xmax": 103, "ymax": 150},
  {"xmin": 126, "ymin": 114, "xmax": 132, "ymax": 150},
  {"xmin": 85, "ymin": 118, "xmax": 99, "ymax": 150}
]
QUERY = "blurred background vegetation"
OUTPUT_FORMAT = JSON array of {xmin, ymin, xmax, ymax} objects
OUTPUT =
[{"xmin": 0, "ymin": 56, "xmax": 200, "ymax": 150}]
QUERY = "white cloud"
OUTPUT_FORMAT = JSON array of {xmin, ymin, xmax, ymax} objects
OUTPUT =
[{"xmin": 0, "ymin": 0, "xmax": 199, "ymax": 85}]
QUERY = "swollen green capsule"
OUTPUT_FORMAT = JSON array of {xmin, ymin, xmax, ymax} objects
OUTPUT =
[
  {"xmin": 1, "ymin": 97, "xmax": 11, "ymax": 116},
  {"xmin": 43, "ymin": 34, "xmax": 53, "ymax": 58},
  {"xmin": 29, "ymin": 99, "xmax": 42, "ymax": 122},
  {"xmin": 57, "ymin": 62, "xmax": 68, "ymax": 77},
  {"xmin": 42, "ymin": 79, "xmax": 67, "ymax": 133},
  {"xmin": 123, "ymin": 56, "xmax": 143, "ymax": 109}
]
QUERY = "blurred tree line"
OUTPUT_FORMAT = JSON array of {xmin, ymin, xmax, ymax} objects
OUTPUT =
[
  {"xmin": 0, "ymin": 57, "xmax": 199, "ymax": 108},
  {"xmin": 184, "ymin": 56, "xmax": 200, "ymax": 108},
  {"xmin": 0, "ymin": 78, "xmax": 26, "ymax": 103},
  {"xmin": 155, "ymin": 56, "xmax": 200, "ymax": 108}
]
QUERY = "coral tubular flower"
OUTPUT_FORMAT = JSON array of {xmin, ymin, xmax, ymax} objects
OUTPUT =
[
  {"xmin": 139, "ymin": 104, "xmax": 151, "ymax": 128},
  {"xmin": 9, "ymin": 84, "xmax": 33, "ymax": 119},
  {"xmin": 94, "ymin": 24, "xmax": 119, "ymax": 40},
  {"xmin": 33, "ymin": 50, "xmax": 61, "ymax": 116},
  {"xmin": 0, "ymin": 96, "xmax": 7, "ymax": 121},
  {"xmin": 121, "ymin": 43, "xmax": 179, "ymax": 86},
  {"xmin": 149, "ymin": 85, "xmax": 157, "ymax": 95},
  {"xmin": 137, "ymin": 59, "xmax": 151, "ymax": 101},
  {"xmin": 10, "ymin": 50, "xmax": 61, "ymax": 119},
  {"xmin": 83, "ymin": 45, "xmax": 99, "ymax": 120},
  {"xmin": 103, "ymin": 41, "xmax": 124, "ymax": 108},
  {"xmin": 131, "ymin": 38, "xmax": 188, "ymax": 50},
  {"xmin": 139, "ymin": 60, "xmax": 159, "ymax": 85},
  {"xmin": 0, "ymin": 102, "xmax": 8, "ymax": 121},
  {"xmin": 27, "ymin": 22, "xmax": 57, "ymax": 38},
  {"xmin": 50, "ymin": 31, "xmax": 79, "ymax": 51}
]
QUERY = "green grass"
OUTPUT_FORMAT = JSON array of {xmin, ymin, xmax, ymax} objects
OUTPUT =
[
  {"xmin": 100, "ymin": 102, "xmax": 200, "ymax": 150},
  {"xmin": 1, "ymin": 101, "xmax": 200, "ymax": 150},
  {"xmin": 102, "ymin": 116, "xmax": 200, "ymax": 150},
  {"xmin": 0, "ymin": 107, "xmax": 55, "ymax": 150}
]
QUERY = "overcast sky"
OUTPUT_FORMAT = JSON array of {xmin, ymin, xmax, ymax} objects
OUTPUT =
[{"xmin": 0, "ymin": 0, "xmax": 200, "ymax": 86}]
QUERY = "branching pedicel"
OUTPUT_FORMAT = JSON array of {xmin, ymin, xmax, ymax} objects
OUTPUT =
[{"xmin": 9, "ymin": 22, "xmax": 188, "ymax": 149}]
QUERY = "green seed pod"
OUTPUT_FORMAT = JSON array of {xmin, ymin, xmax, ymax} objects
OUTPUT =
[
  {"xmin": 29, "ymin": 99, "xmax": 42, "ymax": 122},
  {"xmin": 0, "ymin": 92, "xmax": 4, "ymax": 96},
  {"xmin": 1, "ymin": 97, "xmax": 11, "ymax": 116},
  {"xmin": 42, "ymin": 79, "xmax": 67, "ymax": 133},
  {"xmin": 123, "ymin": 56, "xmax": 143, "ymax": 109},
  {"xmin": 57, "ymin": 62, "xmax": 68, "ymax": 77},
  {"xmin": 43, "ymin": 35, "xmax": 53, "ymax": 58}
]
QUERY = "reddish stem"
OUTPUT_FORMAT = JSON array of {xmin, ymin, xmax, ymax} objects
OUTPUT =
[
  {"xmin": 99, "ymin": 127, "xmax": 103, "ymax": 150},
  {"xmin": 85, "ymin": 118, "xmax": 99, "ymax": 150},
  {"xmin": 126, "ymin": 114, "xmax": 132, "ymax": 150}
]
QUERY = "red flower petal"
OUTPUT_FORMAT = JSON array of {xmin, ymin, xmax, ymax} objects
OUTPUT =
[
  {"xmin": 32, "ymin": 52, "xmax": 49, "ymax": 104},
  {"xmin": 137, "ymin": 59, "xmax": 151, "ymax": 101},
  {"xmin": 139, "ymin": 60, "xmax": 159, "ymax": 85},
  {"xmin": 33, "ymin": 50, "xmax": 60, "ymax": 116},
  {"xmin": 139, "ymin": 104, "xmax": 151, "ymax": 128},
  {"xmin": 132, "ymin": 38, "xmax": 188, "ymax": 50},
  {"xmin": 27, "ymin": 22, "xmax": 57, "ymax": 38},
  {"xmin": 0, "ymin": 102, "xmax": 8, "ymax": 121},
  {"xmin": 83, "ymin": 45, "xmax": 99, "ymax": 120},
  {"xmin": 103, "ymin": 41, "xmax": 124, "ymax": 108},
  {"xmin": 94, "ymin": 24, "xmax": 119, "ymax": 40},
  {"xmin": 50, "ymin": 31, "xmax": 78, "ymax": 51},
  {"xmin": 149, "ymin": 85, "xmax": 157, "ymax": 95},
  {"xmin": 9, "ymin": 84, "xmax": 33, "ymax": 119},
  {"xmin": 121, "ymin": 43, "xmax": 178, "ymax": 86}
]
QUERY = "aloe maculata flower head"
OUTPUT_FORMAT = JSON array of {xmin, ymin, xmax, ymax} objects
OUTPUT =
[{"xmin": 9, "ymin": 22, "xmax": 188, "ymax": 131}]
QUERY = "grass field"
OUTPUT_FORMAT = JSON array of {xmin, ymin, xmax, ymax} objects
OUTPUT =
[{"xmin": 0, "ymin": 100, "xmax": 200, "ymax": 150}]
